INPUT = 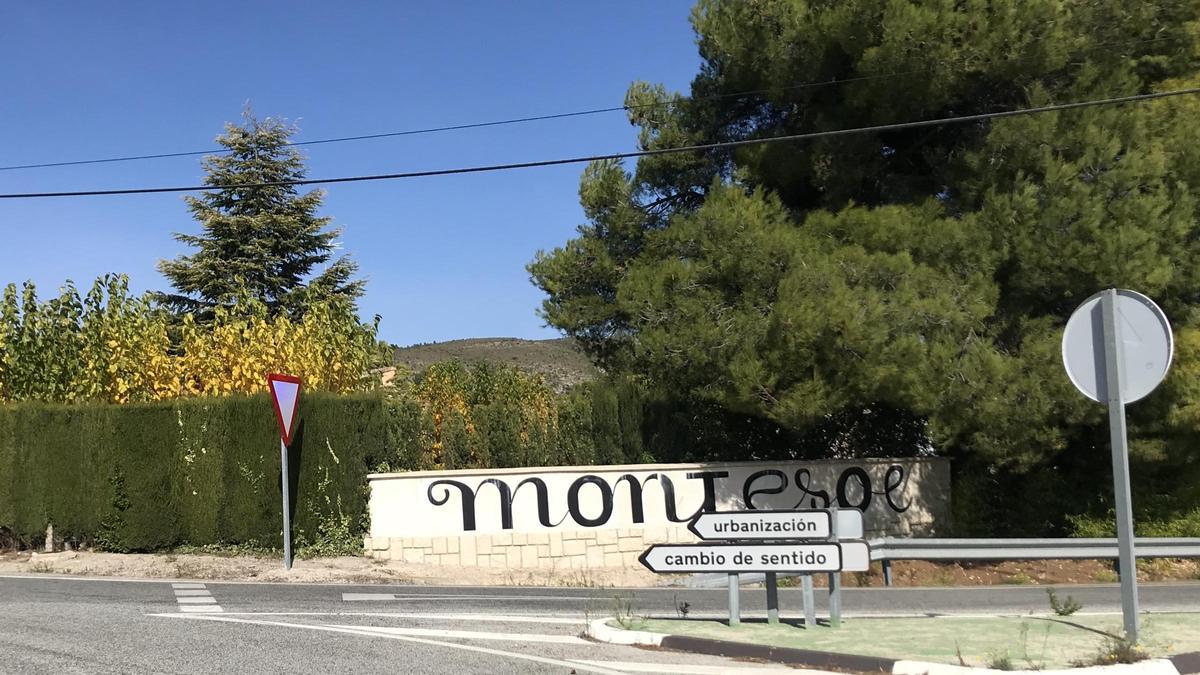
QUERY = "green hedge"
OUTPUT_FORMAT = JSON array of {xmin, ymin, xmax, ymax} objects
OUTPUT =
[
  {"xmin": 0, "ymin": 393, "xmax": 386, "ymax": 552},
  {"xmin": 0, "ymin": 378, "xmax": 657, "ymax": 551}
]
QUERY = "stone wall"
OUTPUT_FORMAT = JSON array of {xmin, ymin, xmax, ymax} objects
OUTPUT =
[
  {"xmin": 365, "ymin": 525, "xmax": 701, "ymax": 569},
  {"xmin": 365, "ymin": 457, "xmax": 950, "ymax": 569}
]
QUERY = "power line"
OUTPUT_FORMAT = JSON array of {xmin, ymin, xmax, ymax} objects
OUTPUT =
[
  {"xmin": 0, "ymin": 35, "xmax": 1181, "ymax": 173},
  {"xmin": 0, "ymin": 107, "xmax": 633, "ymax": 172},
  {"xmin": 1, "ymin": 87, "xmax": 1196, "ymax": 200}
]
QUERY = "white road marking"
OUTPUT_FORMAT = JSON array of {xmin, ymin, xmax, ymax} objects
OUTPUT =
[
  {"xmin": 328, "ymin": 624, "xmax": 589, "ymax": 644},
  {"xmin": 568, "ymin": 660, "xmax": 807, "ymax": 674},
  {"xmin": 151, "ymin": 614, "xmax": 628, "ymax": 675},
  {"xmin": 176, "ymin": 596, "xmax": 219, "ymax": 604},
  {"xmin": 341, "ymin": 593, "xmax": 396, "ymax": 601},
  {"xmin": 353, "ymin": 593, "xmax": 596, "ymax": 601},
  {"xmin": 170, "ymin": 582, "xmax": 223, "ymax": 613},
  {"xmin": 223, "ymin": 611, "xmax": 581, "ymax": 624},
  {"xmin": 179, "ymin": 605, "xmax": 225, "ymax": 613}
]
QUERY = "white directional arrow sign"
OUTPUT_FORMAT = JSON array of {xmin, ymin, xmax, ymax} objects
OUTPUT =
[
  {"xmin": 639, "ymin": 542, "xmax": 871, "ymax": 574},
  {"xmin": 688, "ymin": 509, "xmax": 864, "ymax": 541}
]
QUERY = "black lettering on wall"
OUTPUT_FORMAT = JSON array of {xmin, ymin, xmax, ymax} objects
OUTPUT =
[
  {"xmin": 613, "ymin": 473, "xmax": 655, "ymax": 524},
  {"xmin": 427, "ymin": 463, "xmax": 920, "ymax": 533},
  {"xmin": 657, "ymin": 474, "xmax": 688, "ymax": 523},
  {"xmin": 687, "ymin": 471, "xmax": 729, "ymax": 516},
  {"xmin": 427, "ymin": 479, "xmax": 478, "ymax": 531},
  {"xmin": 881, "ymin": 464, "xmax": 911, "ymax": 513},
  {"xmin": 567, "ymin": 475, "xmax": 614, "ymax": 527},
  {"xmin": 793, "ymin": 469, "xmax": 831, "ymax": 509},
  {"xmin": 836, "ymin": 467, "xmax": 872, "ymax": 511},
  {"xmin": 428, "ymin": 477, "xmax": 561, "ymax": 531},
  {"xmin": 743, "ymin": 469, "xmax": 788, "ymax": 509}
]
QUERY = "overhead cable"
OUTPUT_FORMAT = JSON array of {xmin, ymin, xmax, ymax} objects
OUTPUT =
[
  {"xmin": 1, "ymin": 87, "xmax": 1196, "ymax": 200},
  {"xmin": 0, "ymin": 35, "xmax": 1180, "ymax": 173}
]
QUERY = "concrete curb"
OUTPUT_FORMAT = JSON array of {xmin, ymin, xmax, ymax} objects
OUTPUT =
[
  {"xmin": 586, "ymin": 618, "xmax": 895, "ymax": 671},
  {"xmin": 892, "ymin": 660, "xmax": 1182, "ymax": 675},
  {"xmin": 1173, "ymin": 653, "xmax": 1200, "ymax": 675},
  {"xmin": 585, "ymin": 617, "xmax": 664, "ymax": 646},
  {"xmin": 587, "ymin": 618, "xmax": 1200, "ymax": 674}
]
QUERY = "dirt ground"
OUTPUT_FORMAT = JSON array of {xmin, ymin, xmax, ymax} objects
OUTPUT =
[
  {"xmin": 0, "ymin": 549, "xmax": 1195, "ymax": 587},
  {"xmin": 0, "ymin": 549, "xmax": 662, "ymax": 586},
  {"xmin": 835, "ymin": 557, "xmax": 1199, "ymax": 588}
]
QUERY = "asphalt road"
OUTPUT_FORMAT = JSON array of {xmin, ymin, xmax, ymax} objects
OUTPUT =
[{"xmin": 1, "ymin": 575, "xmax": 1197, "ymax": 674}]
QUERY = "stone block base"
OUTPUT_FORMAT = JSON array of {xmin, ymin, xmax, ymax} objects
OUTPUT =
[{"xmin": 364, "ymin": 526, "xmax": 700, "ymax": 568}]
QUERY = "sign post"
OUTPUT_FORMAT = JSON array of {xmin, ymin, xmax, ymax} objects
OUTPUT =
[
  {"xmin": 1062, "ymin": 289, "xmax": 1173, "ymax": 644},
  {"xmin": 765, "ymin": 572, "xmax": 779, "ymax": 625},
  {"xmin": 268, "ymin": 374, "xmax": 303, "ymax": 571},
  {"xmin": 728, "ymin": 573, "xmax": 740, "ymax": 627},
  {"xmin": 828, "ymin": 506, "xmax": 841, "ymax": 627},
  {"xmin": 801, "ymin": 574, "xmax": 816, "ymax": 628}
]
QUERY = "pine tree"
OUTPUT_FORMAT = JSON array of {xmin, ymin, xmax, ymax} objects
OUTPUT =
[
  {"xmin": 158, "ymin": 113, "xmax": 364, "ymax": 319},
  {"xmin": 528, "ymin": 0, "xmax": 1200, "ymax": 531}
]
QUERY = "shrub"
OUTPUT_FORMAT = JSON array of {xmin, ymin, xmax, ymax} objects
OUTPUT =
[
  {"xmin": 0, "ymin": 393, "xmax": 384, "ymax": 552},
  {"xmin": 1046, "ymin": 588, "xmax": 1082, "ymax": 616}
]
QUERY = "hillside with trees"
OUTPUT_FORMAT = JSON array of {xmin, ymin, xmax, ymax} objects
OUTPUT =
[{"xmin": 391, "ymin": 337, "xmax": 597, "ymax": 393}]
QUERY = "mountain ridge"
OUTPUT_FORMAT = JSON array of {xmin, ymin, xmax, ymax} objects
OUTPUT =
[{"xmin": 392, "ymin": 337, "xmax": 598, "ymax": 392}]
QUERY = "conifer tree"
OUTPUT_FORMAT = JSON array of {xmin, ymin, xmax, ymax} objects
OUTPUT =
[{"xmin": 159, "ymin": 113, "xmax": 363, "ymax": 319}]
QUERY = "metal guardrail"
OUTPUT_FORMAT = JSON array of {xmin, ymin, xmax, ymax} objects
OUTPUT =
[
  {"xmin": 868, "ymin": 536, "xmax": 1200, "ymax": 561},
  {"xmin": 683, "ymin": 537, "xmax": 1200, "ymax": 588},
  {"xmin": 870, "ymin": 537, "xmax": 1200, "ymax": 586}
]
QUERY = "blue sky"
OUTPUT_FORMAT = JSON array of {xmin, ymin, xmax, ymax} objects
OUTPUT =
[{"xmin": 0, "ymin": 2, "xmax": 699, "ymax": 345}]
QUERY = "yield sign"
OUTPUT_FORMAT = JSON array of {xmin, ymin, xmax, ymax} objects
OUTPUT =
[{"xmin": 267, "ymin": 374, "xmax": 303, "ymax": 445}]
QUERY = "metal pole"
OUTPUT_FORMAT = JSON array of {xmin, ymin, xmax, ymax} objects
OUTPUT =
[
  {"xmin": 765, "ymin": 572, "xmax": 779, "ymax": 625},
  {"xmin": 1102, "ymin": 289, "xmax": 1139, "ymax": 643},
  {"xmin": 828, "ymin": 507, "xmax": 841, "ymax": 627},
  {"xmin": 281, "ymin": 438, "xmax": 293, "ymax": 570},
  {"xmin": 801, "ymin": 574, "xmax": 816, "ymax": 629},
  {"xmin": 727, "ymin": 573, "xmax": 740, "ymax": 626},
  {"xmin": 882, "ymin": 559, "xmax": 893, "ymax": 586}
]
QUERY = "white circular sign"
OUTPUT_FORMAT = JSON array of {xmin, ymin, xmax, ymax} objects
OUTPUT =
[{"xmin": 1062, "ymin": 289, "xmax": 1173, "ymax": 403}]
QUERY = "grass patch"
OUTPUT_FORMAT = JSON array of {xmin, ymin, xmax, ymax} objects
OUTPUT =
[
  {"xmin": 986, "ymin": 650, "xmax": 1014, "ymax": 670},
  {"xmin": 612, "ymin": 594, "xmax": 648, "ymax": 631},
  {"xmin": 171, "ymin": 541, "xmax": 277, "ymax": 558},
  {"xmin": 1002, "ymin": 571, "xmax": 1036, "ymax": 585},
  {"xmin": 1074, "ymin": 635, "xmax": 1152, "ymax": 667},
  {"xmin": 633, "ymin": 614, "xmax": 1199, "ymax": 669},
  {"xmin": 1047, "ymin": 587, "xmax": 1083, "ymax": 616}
]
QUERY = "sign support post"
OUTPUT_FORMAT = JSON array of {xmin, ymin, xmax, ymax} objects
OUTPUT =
[
  {"xmin": 727, "ymin": 573, "xmax": 740, "ymax": 627},
  {"xmin": 801, "ymin": 574, "xmax": 816, "ymax": 628},
  {"xmin": 280, "ymin": 437, "xmax": 293, "ymax": 570},
  {"xmin": 828, "ymin": 506, "xmax": 842, "ymax": 627},
  {"xmin": 1102, "ymin": 290, "xmax": 1139, "ymax": 642},
  {"xmin": 1063, "ymin": 288, "xmax": 1173, "ymax": 645},
  {"xmin": 765, "ymin": 572, "xmax": 779, "ymax": 625}
]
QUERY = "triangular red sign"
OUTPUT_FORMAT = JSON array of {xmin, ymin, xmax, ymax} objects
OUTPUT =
[{"xmin": 267, "ymin": 374, "xmax": 303, "ymax": 445}]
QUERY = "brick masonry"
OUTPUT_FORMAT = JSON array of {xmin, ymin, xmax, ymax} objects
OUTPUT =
[{"xmin": 363, "ymin": 524, "xmax": 700, "ymax": 569}]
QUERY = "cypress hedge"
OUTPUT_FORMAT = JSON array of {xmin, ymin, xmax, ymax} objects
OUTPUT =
[
  {"xmin": 0, "ymin": 392, "xmax": 387, "ymax": 552},
  {"xmin": 0, "ymin": 380, "xmax": 656, "ymax": 551}
]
